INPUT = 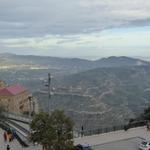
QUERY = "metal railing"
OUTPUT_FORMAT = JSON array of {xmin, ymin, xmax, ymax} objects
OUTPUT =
[
  {"xmin": 74, "ymin": 120, "xmax": 147, "ymax": 138},
  {"xmin": 4, "ymin": 112, "xmax": 32, "ymax": 124},
  {"xmin": 0, "ymin": 121, "xmax": 29, "ymax": 147},
  {"xmin": 6, "ymin": 120, "xmax": 30, "ymax": 135},
  {"xmin": 74, "ymin": 125, "xmax": 124, "ymax": 138}
]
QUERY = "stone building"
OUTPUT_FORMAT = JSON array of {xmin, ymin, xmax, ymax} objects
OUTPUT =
[
  {"xmin": 0, "ymin": 84, "xmax": 30, "ymax": 114},
  {"xmin": 0, "ymin": 80, "xmax": 6, "ymax": 88}
]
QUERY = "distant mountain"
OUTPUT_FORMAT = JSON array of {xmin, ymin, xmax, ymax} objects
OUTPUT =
[
  {"xmin": 62, "ymin": 65, "xmax": 150, "ymax": 86},
  {"xmin": 94, "ymin": 56, "xmax": 150, "ymax": 67},
  {"xmin": 0, "ymin": 53, "xmax": 150, "ymax": 73},
  {"xmin": 0, "ymin": 53, "xmax": 92, "ymax": 72},
  {"xmin": 51, "ymin": 65, "xmax": 150, "ymax": 128},
  {"xmin": 1, "ymin": 53, "xmax": 150, "ymax": 129}
]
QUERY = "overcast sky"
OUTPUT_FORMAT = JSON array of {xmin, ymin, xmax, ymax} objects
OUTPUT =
[{"xmin": 0, "ymin": 0, "xmax": 150, "ymax": 59}]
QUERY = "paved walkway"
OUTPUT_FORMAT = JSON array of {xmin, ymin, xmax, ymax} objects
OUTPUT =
[
  {"xmin": 74, "ymin": 126, "xmax": 150, "ymax": 146},
  {"xmin": 1, "ymin": 126, "xmax": 150, "ymax": 149},
  {"xmin": 0, "ymin": 129, "xmax": 42, "ymax": 150}
]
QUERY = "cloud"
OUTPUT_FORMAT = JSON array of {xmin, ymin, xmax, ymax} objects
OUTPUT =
[
  {"xmin": 0, "ymin": 0, "xmax": 150, "ymax": 59},
  {"xmin": 1, "ymin": 26, "xmax": 150, "ymax": 59},
  {"xmin": 0, "ymin": 0, "xmax": 150, "ymax": 37}
]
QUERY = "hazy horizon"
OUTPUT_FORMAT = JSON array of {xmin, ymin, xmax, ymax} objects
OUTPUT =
[{"xmin": 1, "ymin": 52, "xmax": 150, "ymax": 62}]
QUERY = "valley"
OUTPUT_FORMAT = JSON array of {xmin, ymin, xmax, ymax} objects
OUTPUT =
[{"xmin": 0, "ymin": 53, "xmax": 150, "ymax": 130}]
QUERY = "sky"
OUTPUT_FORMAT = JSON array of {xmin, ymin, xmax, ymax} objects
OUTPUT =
[{"xmin": 0, "ymin": 0, "xmax": 150, "ymax": 59}]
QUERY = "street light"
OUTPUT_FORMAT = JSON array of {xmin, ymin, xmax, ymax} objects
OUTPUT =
[{"xmin": 7, "ymin": 103, "xmax": 9, "ymax": 120}]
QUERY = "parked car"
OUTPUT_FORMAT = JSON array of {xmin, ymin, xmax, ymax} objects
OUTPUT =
[
  {"xmin": 73, "ymin": 144, "xmax": 93, "ymax": 150},
  {"xmin": 139, "ymin": 140, "xmax": 150, "ymax": 150}
]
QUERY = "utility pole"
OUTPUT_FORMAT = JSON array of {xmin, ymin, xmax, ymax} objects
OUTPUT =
[{"xmin": 48, "ymin": 73, "xmax": 51, "ymax": 114}]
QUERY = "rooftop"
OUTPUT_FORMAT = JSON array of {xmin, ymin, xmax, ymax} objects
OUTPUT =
[{"xmin": 0, "ymin": 84, "xmax": 27, "ymax": 96}]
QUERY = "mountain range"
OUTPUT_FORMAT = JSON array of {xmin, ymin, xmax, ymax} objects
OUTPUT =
[
  {"xmin": 1, "ymin": 53, "xmax": 150, "ymax": 129},
  {"xmin": 0, "ymin": 53, "xmax": 149, "ymax": 71}
]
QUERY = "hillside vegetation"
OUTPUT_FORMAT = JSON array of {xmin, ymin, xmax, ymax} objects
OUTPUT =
[{"xmin": 1, "ymin": 54, "xmax": 150, "ymax": 129}]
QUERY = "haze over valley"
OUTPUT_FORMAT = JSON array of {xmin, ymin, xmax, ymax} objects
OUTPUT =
[{"xmin": 1, "ymin": 53, "xmax": 150, "ymax": 129}]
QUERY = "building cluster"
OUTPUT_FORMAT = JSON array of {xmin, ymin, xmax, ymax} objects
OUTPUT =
[{"xmin": 0, "ymin": 80, "xmax": 34, "ymax": 115}]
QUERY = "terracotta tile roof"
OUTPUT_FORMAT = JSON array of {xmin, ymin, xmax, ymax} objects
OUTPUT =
[{"xmin": 0, "ymin": 84, "xmax": 27, "ymax": 96}]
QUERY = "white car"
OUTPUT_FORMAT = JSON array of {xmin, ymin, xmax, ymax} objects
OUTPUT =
[{"xmin": 139, "ymin": 140, "xmax": 150, "ymax": 150}]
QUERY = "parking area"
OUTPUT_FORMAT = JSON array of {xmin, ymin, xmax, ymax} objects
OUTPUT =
[{"xmin": 92, "ymin": 137, "xmax": 143, "ymax": 150}]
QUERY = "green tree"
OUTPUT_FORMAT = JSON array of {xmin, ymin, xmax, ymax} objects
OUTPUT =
[{"xmin": 30, "ymin": 110, "xmax": 74, "ymax": 150}]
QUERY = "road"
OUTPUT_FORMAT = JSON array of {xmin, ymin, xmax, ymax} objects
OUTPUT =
[{"xmin": 92, "ymin": 137, "xmax": 142, "ymax": 150}]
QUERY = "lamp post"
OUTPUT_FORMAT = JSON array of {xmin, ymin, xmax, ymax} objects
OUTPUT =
[{"xmin": 7, "ymin": 103, "xmax": 9, "ymax": 120}]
